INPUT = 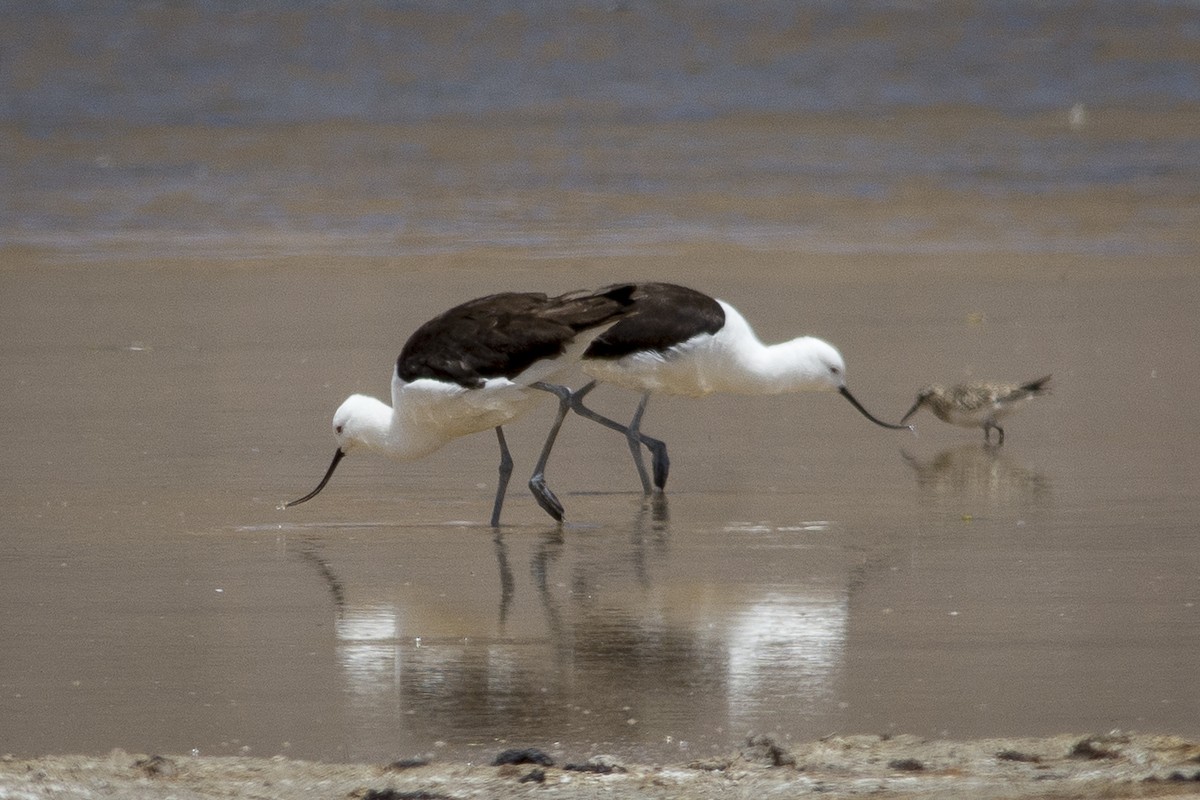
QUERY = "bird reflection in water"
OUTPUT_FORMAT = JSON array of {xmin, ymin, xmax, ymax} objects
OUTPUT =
[
  {"xmin": 901, "ymin": 444, "xmax": 1052, "ymax": 510},
  {"xmin": 282, "ymin": 498, "xmax": 855, "ymax": 758},
  {"xmin": 291, "ymin": 537, "xmax": 347, "ymax": 612}
]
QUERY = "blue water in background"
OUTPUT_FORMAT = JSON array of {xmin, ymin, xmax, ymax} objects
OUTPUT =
[
  {"xmin": 2, "ymin": 1, "xmax": 1198, "ymax": 258},
  {"xmin": 6, "ymin": 1, "xmax": 1199, "ymax": 124}
]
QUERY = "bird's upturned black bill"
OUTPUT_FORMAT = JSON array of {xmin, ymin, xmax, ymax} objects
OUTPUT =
[
  {"xmin": 284, "ymin": 449, "xmax": 345, "ymax": 508},
  {"xmin": 898, "ymin": 398, "xmax": 924, "ymax": 426},
  {"xmin": 839, "ymin": 387, "xmax": 914, "ymax": 431}
]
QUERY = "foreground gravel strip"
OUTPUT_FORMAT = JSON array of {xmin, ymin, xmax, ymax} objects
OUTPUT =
[{"xmin": 3, "ymin": 732, "xmax": 1200, "ymax": 799}]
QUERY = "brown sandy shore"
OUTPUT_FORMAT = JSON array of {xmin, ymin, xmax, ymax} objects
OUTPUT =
[{"xmin": 4, "ymin": 734, "xmax": 1200, "ymax": 800}]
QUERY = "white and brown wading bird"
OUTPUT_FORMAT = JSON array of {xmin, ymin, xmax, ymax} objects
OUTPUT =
[
  {"xmin": 282, "ymin": 285, "xmax": 637, "ymax": 526},
  {"xmin": 899, "ymin": 375, "xmax": 1052, "ymax": 445},
  {"xmin": 532, "ymin": 282, "xmax": 913, "ymax": 494}
]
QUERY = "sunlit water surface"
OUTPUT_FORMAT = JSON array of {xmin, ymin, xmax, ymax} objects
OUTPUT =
[{"xmin": 2, "ymin": 261, "xmax": 1196, "ymax": 763}]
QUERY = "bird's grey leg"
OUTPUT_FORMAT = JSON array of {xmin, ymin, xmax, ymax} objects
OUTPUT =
[
  {"xmin": 527, "ymin": 381, "xmax": 569, "ymax": 523},
  {"xmin": 570, "ymin": 382, "xmax": 670, "ymax": 494},
  {"xmin": 624, "ymin": 392, "xmax": 654, "ymax": 492},
  {"xmin": 490, "ymin": 426, "xmax": 514, "ymax": 528},
  {"xmin": 626, "ymin": 391, "xmax": 670, "ymax": 492},
  {"xmin": 996, "ymin": 424, "xmax": 1005, "ymax": 446},
  {"xmin": 569, "ymin": 383, "xmax": 651, "ymax": 493}
]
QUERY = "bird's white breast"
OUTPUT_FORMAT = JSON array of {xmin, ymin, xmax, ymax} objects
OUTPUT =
[
  {"xmin": 582, "ymin": 332, "xmax": 723, "ymax": 397},
  {"xmin": 393, "ymin": 377, "xmax": 544, "ymax": 441}
]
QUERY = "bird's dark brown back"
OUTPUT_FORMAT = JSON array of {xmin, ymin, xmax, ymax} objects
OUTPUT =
[
  {"xmin": 584, "ymin": 282, "xmax": 725, "ymax": 360},
  {"xmin": 397, "ymin": 286, "xmax": 636, "ymax": 387}
]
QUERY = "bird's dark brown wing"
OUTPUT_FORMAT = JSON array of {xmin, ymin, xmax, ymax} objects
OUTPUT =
[
  {"xmin": 584, "ymin": 282, "xmax": 726, "ymax": 360},
  {"xmin": 397, "ymin": 286, "xmax": 636, "ymax": 387}
]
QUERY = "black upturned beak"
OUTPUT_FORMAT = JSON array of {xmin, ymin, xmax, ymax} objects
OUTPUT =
[
  {"xmin": 898, "ymin": 397, "xmax": 925, "ymax": 426},
  {"xmin": 839, "ymin": 386, "xmax": 915, "ymax": 431},
  {"xmin": 284, "ymin": 449, "xmax": 345, "ymax": 508}
]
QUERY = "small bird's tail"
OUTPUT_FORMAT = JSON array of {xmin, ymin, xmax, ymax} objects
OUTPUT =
[{"xmin": 1021, "ymin": 375, "xmax": 1052, "ymax": 395}]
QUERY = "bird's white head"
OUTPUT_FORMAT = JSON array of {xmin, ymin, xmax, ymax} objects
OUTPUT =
[
  {"xmin": 793, "ymin": 337, "xmax": 915, "ymax": 432},
  {"xmin": 782, "ymin": 336, "xmax": 847, "ymax": 392},
  {"xmin": 281, "ymin": 393, "xmax": 397, "ymax": 510},
  {"xmin": 331, "ymin": 393, "xmax": 394, "ymax": 454}
]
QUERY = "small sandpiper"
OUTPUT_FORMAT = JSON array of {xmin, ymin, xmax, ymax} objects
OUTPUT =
[{"xmin": 899, "ymin": 375, "xmax": 1051, "ymax": 445}]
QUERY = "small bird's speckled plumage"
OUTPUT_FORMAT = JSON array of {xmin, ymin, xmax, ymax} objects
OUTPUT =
[{"xmin": 901, "ymin": 375, "xmax": 1051, "ymax": 445}]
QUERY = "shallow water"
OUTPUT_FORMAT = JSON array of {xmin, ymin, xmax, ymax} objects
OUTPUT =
[
  {"xmin": 2, "ymin": 0, "xmax": 1199, "ymax": 767},
  {"xmin": 2, "ymin": 256, "xmax": 1197, "ymax": 764}
]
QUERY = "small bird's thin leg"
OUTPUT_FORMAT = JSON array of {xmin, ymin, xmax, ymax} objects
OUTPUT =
[
  {"xmin": 996, "ymin": 424, "xmax": 1005, "ymax": 446},
  {"xmin": 527, "ymin": 381, "xmax": 569, "ymax": 523},
  {"xmin": 490, "ymin": 426, "xmax": 514, "ymax": 528},
  {"xmin": 570, "ymin": 382, "xmax": 670, "ymax": 494}
]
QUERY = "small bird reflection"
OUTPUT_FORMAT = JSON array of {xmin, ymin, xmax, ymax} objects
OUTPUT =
[{"xmin": 901, "ymin": 444, "xmax": 1052, "ymax": 509}]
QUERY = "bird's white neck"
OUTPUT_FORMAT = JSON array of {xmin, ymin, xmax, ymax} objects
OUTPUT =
[
  {"xmin": 756, "ymin": 338, "xmax": 840, "ymax": 392},
  {"xmin": 713, "ymin": 308, "xmax": 840, "ymax": 395},
  {"xmin": 336, "ymin": 394, "xmax": 448, "ymax": 461}
]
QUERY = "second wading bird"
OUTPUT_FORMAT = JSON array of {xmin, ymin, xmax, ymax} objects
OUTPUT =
[
  {"xmin": 899, "ymin": 375, "xmax": 1052, "ymax": 445},
  {"xmin": 283, "ymin": 285, "xmax": 636, "ymax": 526},
  {"xmin": 533, "ymin": 282, "xmax": 913, "ymax": 494}
]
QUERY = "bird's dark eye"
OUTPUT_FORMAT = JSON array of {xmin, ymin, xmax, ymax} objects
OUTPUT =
[
  {"xmin": 335, "ymin": 424, "xmax": 344, "ymax": 435},
  {"xmin": 830, "ymin": 366, "xmax": 841, "ymax": 375}
]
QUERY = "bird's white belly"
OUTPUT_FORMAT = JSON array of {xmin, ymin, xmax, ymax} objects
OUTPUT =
[
  {"xmin": 583, "ymin": 337, "xmax": 720, "ymax": 397},
  {"xmin": 396, "ymin": 379, "xmax": 545, "ymax": 441}
]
